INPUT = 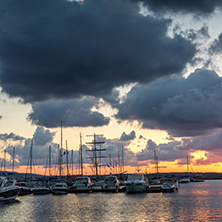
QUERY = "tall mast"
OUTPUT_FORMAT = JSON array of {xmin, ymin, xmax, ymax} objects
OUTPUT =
[
  {"xmin": 66, "ymin": 140, "xmax": 69, "ymax": 176},
  {"xmin": 118, "ymin": 151, "xmax": 120, "ymax": 174},
  {"xmin": 187, "ymin": 155, "xmax": 189, "ymax": 173},
  {"xmin": 71, "ymin": 150, "xmax": 74, "ymax": 176},
  {"xmin": 122, "ymin": 146, "xmax": 124, "ymax": 174},
  {"xmin": 154, "ymin": 147, "xmax": 158, "ymax": 177},
  {"xmin": 86, "ymin": 133, "xmax": 105, "ymax": 179},
  {"xmin": 30, "ymin": 139, "xmax": 33, "ymax": 176},
  {"xmin": 109, "ymin": 153, "xmax": 112, "ymax": 174},
  {"xmin": 99, "ymin": 145, "xmax": 102, "ymax": 175},
  {"xmin": 12, "ymin": 147, "xmax": 15, "ymax": 173},
  {"xmin": 80, "ymin": 133, "xmax": 83, "ymax": 175},
  {"xmin": 49, "ymin": 146, "xmax": 51, "ymax": 176},
  {"xmin": 59, "ymin": 121, "xmax": 63, "ymax": 177},
  {"xmin": 4, "ymin": 149, "xmax": 6, "ymax": 173}
]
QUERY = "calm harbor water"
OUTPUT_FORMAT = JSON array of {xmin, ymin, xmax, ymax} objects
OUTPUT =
[{"xmin": 1, "ymin": 180, "xmax": 222, "ymax": 222}]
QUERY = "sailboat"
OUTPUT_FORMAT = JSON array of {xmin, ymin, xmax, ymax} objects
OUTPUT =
[
  {"xmin": 147, "ymin": 147, "xmax": 162, "ymax": 192},
  {"xmin": 52, "ymin": 121, "xmax": 68, "ymax": 195},
  {"xmin": 179, "ymin": 155, "xmax": 191, "ymax": 183}
]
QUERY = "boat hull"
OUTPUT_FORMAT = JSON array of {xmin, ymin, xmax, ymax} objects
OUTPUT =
[
  {"xmin": 18, "ymin": 187, "xmax": 32, "ymax": 195},
  {"xmin": 147, "ymin": 185, "xmax": 162, "ymax": 193},
  {"xmin": 69, "ymin": 187, "xmax": 91, "ymax": 193},
  {"xmin": 33, "ymin": 188, "xmax": 51, "ymax": 195},
  {"xmin": 0, "ymin": 187, "xmax": 21, "ymax": 201},
  {"xmin": 162, "ymin": 187, "xmax": 176, "ymax": 192},
  {"xmin": 125, "ymin": 183, "xmax": 146, "ymax": 193},
  {"xmin": 52, "ymin": 189, "xmax": 68, "ymax": 195},
  {"xmin": 102, "ymin": 187, "xmax": 118, "ymax": 192}
]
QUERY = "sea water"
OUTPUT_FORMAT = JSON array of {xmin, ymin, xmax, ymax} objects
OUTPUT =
[{"xmin": 1, "ymin": 180, "xmax": 222, "ymax": 222}]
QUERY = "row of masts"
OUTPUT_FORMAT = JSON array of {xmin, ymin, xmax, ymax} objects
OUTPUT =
[
  {"xmin": 1, "ymin": 140, "xmax": 125, "ymax": 177},
  {"xmin": 1, "ymin": 121, "xmax": 125, "ymax": 177},
  {"xmin": 54, "ymin": 121, "xmax": 125, "ymax": 178}
]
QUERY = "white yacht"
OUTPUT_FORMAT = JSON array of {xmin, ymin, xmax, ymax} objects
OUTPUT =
[
  {"xmin": 0, "ymin": 177, "xmax": 21, "ymax": 201},
  {"xmin": 125, "ymin": 174, "xmax": 147, "ymax": 193},
  {"xmin": 52, "ymin": 182, "xmax": 68, "ymax": 195},
  {"xmin": 102, "ymin": 175, "xmax": 119, "ymax": 192},
  {"xmin": 179, "ymin": 175, "xmax": 190, "ymax": 183},
  {"xmin": 162, "ymin": 179, "xmax": 177, "ymax": 192},
  {"xmin": 69, "ymin": 176, "xmax": 93, "ymax": 193}
]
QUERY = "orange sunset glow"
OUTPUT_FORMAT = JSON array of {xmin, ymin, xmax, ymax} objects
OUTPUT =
[{"xmin": 2, "ymin": 148, "xmax": 222, "ymax": 176}]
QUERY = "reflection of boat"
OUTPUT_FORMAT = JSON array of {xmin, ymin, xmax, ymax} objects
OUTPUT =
[
  {"xmin": 0, "ymin": 177, "xmax": 21, "ymax": 201},
  {"xmin": 125, "ymin": 174, "xmax": 147, "ymax": 193},
  {"xmin": 162, "ymin": 179, "xmax": 176, "ymax": 192},
  {"xmin": 102, "ymin": 175, "xmax": 119, "ymax": 192},
  {"xmin": 69, "ymin": 176, "xmax": 93, "ymax": 193},
  {"xmin": 33, "ymin": 185, "xmax": 51, "ymax": 195},
  {"xmin": 16, "ymin": 182, "xmax": 33, "ymax": 195},
  {"xmin": 52, "ymin": 182, "xmax": 68, "ymax": 195}
]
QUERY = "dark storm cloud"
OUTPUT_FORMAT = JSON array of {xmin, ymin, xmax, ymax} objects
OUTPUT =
[
  {"xmin": 5, "ymin": 127, "xmax": 59, "ymax": 166},
  {"xmin": 119, "ymin": 131, "xmax": 136, "ymax": 141},
  {"xmin": 33, "ymin": 126, "xmax": 55, "ymax": 146},
  {"xmin": 0, "ymin": 132, "xmax": 25, "ymax": 141},
  {"xmin": 103, "ymin": 137, "xmax": 137, "ymax": 167},
  {"xmin": 8, "ymin": 139, "xmax": 59, "ymax": 166},
  {"xmin": 116, "ymin": 69, "xmax": 222, "ymax": 137},
  {"xmin": 28, "ymin": 97, "xmax": 109, "ymax": 128},
  {"xmin": 132, "ymin": 0, "xmax": 222, "ymax": 15},
  {"xmin": 172, "ymin": 129, "xmax": 222, "ymax": 165},
  {"xmin": 210, "ymin": 33, "xmax": 222, "ymax": 54},
  {"xmin": 4, "ymin": 126, "xmax": 81, "ymax": 167},
  {"xmin": 136, "ymin": 139, "xmax": 185, "ymax": 163},
  {"xmin": 181, "ymin": 130, "xmax": 222, "ymax": 154},
  {"xmin": 0, "ymin": 0, "xmax": 196, "ymax": 103}
]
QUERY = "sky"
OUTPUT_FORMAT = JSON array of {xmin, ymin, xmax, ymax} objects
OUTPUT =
[{"xmin": 1, "ymin": 0, "xmax": 222, "ymax": 175}]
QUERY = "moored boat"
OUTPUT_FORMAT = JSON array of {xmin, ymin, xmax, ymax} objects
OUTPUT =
[
  {"xmin": 0, "ymin": 177, "xmax": 21, "ymax": 201},
  {"xmin": 102, "ymin": 175, "xmax": 119, "ymax": 192},
  {"xmin": 179, "ymin": 175, "xmax": 190, "ymax": 183},
  {"xmin": 125, "ymin": 174, "xmax": 147, "ymax": 193},
  {"xmin": 191, "ymin": 174, "xmax": 204, "ymax": 182},
  {"xmin": 16, "ymin": 182, "xmax": 33, "ymax": 195},
  {"xmin": 162, "ymin": 179, "xmax": 176, "ymax": 192},
  {"xmin": 69, "ymin": 176, "xmax": 93, "ymax": 193},
  {"xmin": 52, "ymin": 182, "xmax": 68, "ymax": 195},
  {"xmin": 147, "ymin": 179, "xmax": 162, "ymax": 193}
]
